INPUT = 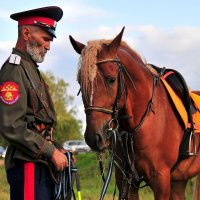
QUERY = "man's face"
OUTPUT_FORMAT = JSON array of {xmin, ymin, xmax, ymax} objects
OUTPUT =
[{"xmin": 26, "ymin": 27, "xmax": 53, "ymax": 63}]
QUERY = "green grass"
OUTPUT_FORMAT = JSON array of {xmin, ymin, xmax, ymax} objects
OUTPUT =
[
  {"xmin": 75, "ymin": 152, "xmax": 119, "ymax": 200},
  {"xmin": 0, "ymin": 154, "xmax": 196, "ymax": 200},
  {"xmin": 75, "ymin": 152, "xmax": 195, "ymax": 200},
  {"xmin": 0, "ymin": 159, "xmax": 9, "ymax": 200}
]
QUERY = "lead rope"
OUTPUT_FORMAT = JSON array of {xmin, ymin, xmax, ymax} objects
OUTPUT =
[
  {"xmin": 54, "ymin": 152, "xmax": 82, "ymax": 200},
  {"xmin": 99, "ymin": 130, "xmax": 117, "ymax": 200}
]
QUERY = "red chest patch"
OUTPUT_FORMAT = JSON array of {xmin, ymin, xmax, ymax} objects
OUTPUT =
[{"xmin": 0, "ymin": 81, "xmax": 20, "ymax": 105}]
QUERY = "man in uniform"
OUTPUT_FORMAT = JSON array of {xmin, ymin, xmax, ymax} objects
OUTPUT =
[{"xmin": 0, "ymin": 6, "xmax": 69, "ymax": 200}]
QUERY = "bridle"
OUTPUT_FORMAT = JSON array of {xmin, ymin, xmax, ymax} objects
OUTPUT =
[
  {"xmin": 84, "ymin": 57, "xmax": 158, "ymax": 132},
  {"xmin": 82, "ymin": 58, "xmax": 161, "ymax": 199},
  {"xmin": 85, "ymin": 58, "xmax": 130, "ymax": 129},
  {"xmin": 85, "ymin": 58, "xmax": 136, "ymax": 133}
]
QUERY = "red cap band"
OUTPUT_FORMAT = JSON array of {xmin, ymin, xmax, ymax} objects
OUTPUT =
[{"xmin": 18, "ymin": 16, "xmax": 56, "ymax": 28}]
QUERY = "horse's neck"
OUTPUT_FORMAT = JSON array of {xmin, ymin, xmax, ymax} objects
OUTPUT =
[
  {"xmin": 119, "ymin": 52, "xmax": 154, "ymax": 131},
  {"xmin": 118, "ymin": 46, "xmax": 152, "ymax": 85}
]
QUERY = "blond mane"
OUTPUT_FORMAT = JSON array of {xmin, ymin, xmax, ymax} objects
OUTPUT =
[{"xmin": 77, "ymin": 39, "xmax": 143, "ymax": 104}]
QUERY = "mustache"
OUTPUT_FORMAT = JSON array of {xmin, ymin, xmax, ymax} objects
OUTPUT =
[
  {"xmin": 41, "ymin": 48, "xmax": 47, "ymax": 55},
  {"xmin": 30, "ymin": 41, "xmax": 47, "ymax": 52}
]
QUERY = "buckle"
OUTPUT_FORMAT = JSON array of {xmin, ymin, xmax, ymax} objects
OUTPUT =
[{"xmin": 188, "ymin": 131, "xmax": 197, "ymax": 156}]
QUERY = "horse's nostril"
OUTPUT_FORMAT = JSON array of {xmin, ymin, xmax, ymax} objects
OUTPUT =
[
  {"xmin": 95, "ymin": 134, "xmax": 101, "ymax": 144},
  {"xmin": 85, "ymin": 129, "xmax": 105, "ymax": 151},
  {"xmin": 95, "ymin": 134, "xmax": 103, "ymax": 149}
]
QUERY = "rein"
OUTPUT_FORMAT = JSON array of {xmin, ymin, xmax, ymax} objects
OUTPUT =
[
  {"xmin": 99, "ymin": 129, "xmax": 117, "ymax": 200},
  {"xmin": 54, "ymin": 152, "xmax": 81, "ymax": 200}
]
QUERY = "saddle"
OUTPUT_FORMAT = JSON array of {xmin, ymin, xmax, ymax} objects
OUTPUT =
[{"xmin": 147, "ymin": 64, "xmax": 200, "ymax": 163}]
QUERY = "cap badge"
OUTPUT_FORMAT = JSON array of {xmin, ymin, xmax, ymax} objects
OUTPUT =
[{"xmin": 53, "ymin": 21, "xmax": 57, "ymax": 28}]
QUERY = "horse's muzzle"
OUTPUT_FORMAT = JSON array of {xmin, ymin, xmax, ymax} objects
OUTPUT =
[{"xmin": 84, "ymin": 129, "xmax": 108, "ymax": 152}]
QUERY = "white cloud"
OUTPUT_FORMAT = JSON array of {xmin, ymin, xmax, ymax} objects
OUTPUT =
[
  {"xmin": 0, "ymin": 41, "xmax": 14, "ymax": 53},
  {"xmin": 0, "ymin": 8, "xmax": 11, "ymax": 21},
  {"xmin": 77, "ymin": 104, "xmax": 86, "ymax": 131},
  {"xmin": 0, "ymin": 40, "xmax": 15, "ymax": 63},
  {"xmin": 54, "ymin": 0, "xmax": 108, "ymax": 26},
  {"xmin": 63, "ymin": 2, "xmax": 106, "ymax": 20},
  {"xmin": 124, "ymin": 25, "xmax": 200, "ymax": 89}
]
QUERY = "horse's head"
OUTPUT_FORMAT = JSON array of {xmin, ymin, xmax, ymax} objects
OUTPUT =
[{"xmin": 70, "ymin": 27, "xmax": 127, "ymax": 151}]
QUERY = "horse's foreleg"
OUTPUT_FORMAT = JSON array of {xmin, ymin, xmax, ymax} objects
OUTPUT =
[
  {"xmin": 116, "ymin": 172, "xmax": 139, "ymax": 200},
  {"xmin": 149, "ymin": 169, "xmax": 171, "ymax": 200},
  {"xmin": 118, "ymin": 185, "xmax": 139, "ymax": 200},
  {"xmin": 170, "ymin": 180, "xmax": 187, "ymax": 200},
  {"xmin": 128, "ymin": 186, "xmax": 139, "ymax": 200}
]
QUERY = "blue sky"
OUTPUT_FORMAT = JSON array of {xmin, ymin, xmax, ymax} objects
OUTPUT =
[{"xmin": 1, "ymin": 0, "xmax": 200, "ymax": 130}]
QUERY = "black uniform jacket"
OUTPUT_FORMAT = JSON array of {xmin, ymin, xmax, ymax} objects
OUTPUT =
[{"xmin": 0, "ymin": 48, "xmax": 61, "ymax": 176}]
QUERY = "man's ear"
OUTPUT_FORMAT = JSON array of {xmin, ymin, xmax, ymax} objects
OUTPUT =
[{"xmin": 21, "ymin": 26, "xmax": 31, "ymax": 41}]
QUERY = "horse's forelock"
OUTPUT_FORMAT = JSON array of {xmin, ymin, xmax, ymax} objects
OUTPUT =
[{"xmin": 78, "ymin": 40, "xmax": 109, "ymax": 103}]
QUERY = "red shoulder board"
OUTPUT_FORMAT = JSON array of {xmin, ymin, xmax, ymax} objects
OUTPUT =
[{"xmin": 0, "ymin": 81, "xmax": 20, "ymax": 105}]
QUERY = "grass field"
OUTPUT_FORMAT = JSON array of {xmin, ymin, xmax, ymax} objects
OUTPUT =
[{"xmin": 0, "ymin": 153, "xmax": 196, "ymax": 200}]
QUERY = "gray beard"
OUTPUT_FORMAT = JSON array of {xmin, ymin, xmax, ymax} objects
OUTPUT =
[{"xmin": 26, "ymin": 41, "xmax": 46, "ymax": 63}]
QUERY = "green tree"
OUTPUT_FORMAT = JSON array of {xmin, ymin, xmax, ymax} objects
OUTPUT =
[{"xmin": 42, "ymin": 71, "xmax": 83, "ymax": 144}]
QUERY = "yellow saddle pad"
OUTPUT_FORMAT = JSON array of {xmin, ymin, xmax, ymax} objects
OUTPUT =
[
  {"xmin": 190, "ymin": 92, "xmax": 200, "ymax": 133},
  {"xmin": 161, "ymin": 76, "xmax": 200, "ymax": 133}
]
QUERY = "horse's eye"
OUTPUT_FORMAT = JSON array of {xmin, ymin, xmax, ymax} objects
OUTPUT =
[{"xmin": 107, "ymin": 77, "xmax": 116, "ymax": 85}]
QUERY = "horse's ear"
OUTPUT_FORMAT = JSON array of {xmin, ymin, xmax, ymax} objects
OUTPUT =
[
  {"xmin": 69, "ymin": 35, "xmax": 85, "ymax": 54},
  {"xmin": 108, "ymin": 27, "xmax": 125, "ymax": 54}
]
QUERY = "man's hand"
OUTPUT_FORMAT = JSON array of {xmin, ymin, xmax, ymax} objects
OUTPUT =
[
  {"xmin": 50, "ymin": 148, "xmax": 68, "ymax": 171},
  {"xmin": 59, "ymin": 148, "xmax": 76, "ymax": 164}
]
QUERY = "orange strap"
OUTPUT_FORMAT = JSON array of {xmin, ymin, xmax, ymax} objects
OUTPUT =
[
  {"xmin": 162, "ymin": 71, "xmax": 174, "ymax": 80},
  {"xmin": 190, "ymin": 92, "xmax": 200, "ymax": 110},
  {"xmin": 161, "ymin": 77, "xmax": 188, "ymax": 128}
]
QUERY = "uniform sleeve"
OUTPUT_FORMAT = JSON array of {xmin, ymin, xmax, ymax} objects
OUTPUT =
[
  {"xmin": 0, "ymin": 64, "xmax": 55, "ymax": 159},
  {"xmin": 53, "ymin": 140, "xmax": 64, "ymax": 150}
]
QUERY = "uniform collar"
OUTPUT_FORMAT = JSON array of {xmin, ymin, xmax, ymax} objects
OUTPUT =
[{"xmin": 12, "ymin": 48, "xmax": 39, "ymax": 68}]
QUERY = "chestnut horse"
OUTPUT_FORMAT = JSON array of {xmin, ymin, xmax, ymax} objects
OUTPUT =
[{"xmin": 69, "ymin": 28, "xmax": 200, "ymax": 200}]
